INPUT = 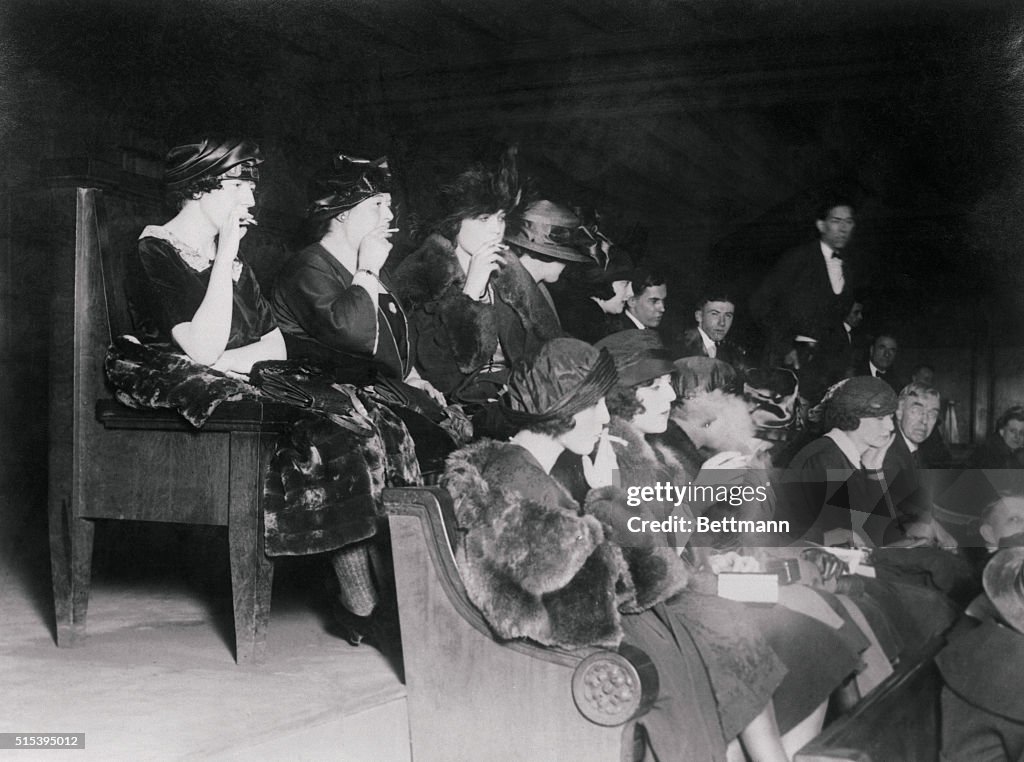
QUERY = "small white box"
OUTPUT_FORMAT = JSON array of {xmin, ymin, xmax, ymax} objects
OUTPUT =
[{"xmin": 717, "ymin": 572, "xmax": 779, "ymax": 603}]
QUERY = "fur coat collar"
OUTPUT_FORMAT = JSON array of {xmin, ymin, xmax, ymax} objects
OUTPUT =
[{"xmin": 442, "ymin": 437, "xmax": 690, "ymax": 648}]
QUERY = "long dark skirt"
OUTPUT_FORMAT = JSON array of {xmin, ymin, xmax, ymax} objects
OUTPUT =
[{"xmin": 621, "ymin": 605, "xmax": 729, "ymax": 762}]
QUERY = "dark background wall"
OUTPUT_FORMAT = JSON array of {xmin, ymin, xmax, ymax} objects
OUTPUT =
[{"xmin": 3, "ymin": 0, "xmax": 1024, "ymax": 550}]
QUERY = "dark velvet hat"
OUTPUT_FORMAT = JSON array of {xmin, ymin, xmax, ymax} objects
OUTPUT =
[
  {"xmin": 823, "ymin": 376, "xmax": 898, "ymax": 419},
  {"xmin": 307, "ymin": 154, "xmax": 391, "ymax": 219},
  {"xmin": 508, "ymin": 338, "xmax": 618, "ymax": 423},
  {"xmin": 504, "ymin": 200, "xmax": 592, "ymax": 263},
  {"xmin": 164, "ymin": 137, "xmax": 262, "ymax": 190},
  {"xmin": 595, "ymin": 330, "xmax": 674, "ymax": 387}
]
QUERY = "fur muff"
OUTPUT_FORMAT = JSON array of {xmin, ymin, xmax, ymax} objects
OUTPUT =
[{"xmin": 442, "ymin": 439, "xmax": 626, "ymax": 649}]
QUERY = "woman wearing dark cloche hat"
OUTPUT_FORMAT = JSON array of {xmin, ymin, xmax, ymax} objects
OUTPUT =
[
  {"xmin": 136, "ymin": 137, "xmax": 286, "ymax": 374},
  {"xmin": 270, "ymin": 153, "xmax": 443, "ymax": 403}
]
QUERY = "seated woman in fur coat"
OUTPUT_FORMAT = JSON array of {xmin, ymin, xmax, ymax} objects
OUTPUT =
[
  {"xmin": 392, "ymin": 152, "xmax": 564, "ymax": 411},
  {"xmin": 444, "ymin": 337, "xmax": 805, "ymax": 762}
]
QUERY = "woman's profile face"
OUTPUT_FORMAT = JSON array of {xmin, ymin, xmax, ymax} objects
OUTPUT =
[
  {"xmin": 200, "ymin": 179, "xmax": 256, "ymax": 228},
  {"xmin": 558, "ymin": 398, "xmax": 610, "ymax": 455},
  {"xmin": 342, "ymin": 193, "xmax": 394, "ymax": 242},
  {"xmin": 631, "ymin": 374, "xmax": 675, "ymax": 434},
  {"xmin": 594, "ymin": 280, "xmax": 632, "ymax": 315},
  {"xmin": 456, "ymin": 211, "xmax": 506, "ymax": 255}
]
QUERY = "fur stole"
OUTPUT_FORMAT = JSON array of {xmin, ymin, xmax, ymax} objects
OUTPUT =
[
  {"xmin": 442, "ymin": 439, "xmax": 628, "ymax": 649},
  {"xmin": 490, "ymin": 254, "xmax": 564, "ymax": 348},
  {"xmin": 604, "ymin": 418, "xmax": 693, "ymax": 609},
  {"xmin": 393, "ymin": 233, "xmax": 498, "ymax": 372}
]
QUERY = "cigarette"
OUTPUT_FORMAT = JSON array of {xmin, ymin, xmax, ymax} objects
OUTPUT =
[
  {"xmin": 602, "ymin": 433, "xmax": 628, "ymax": 446},
  {"xmin": 385, "ymin": 227, "xmax": 400, "ymax": 233}
]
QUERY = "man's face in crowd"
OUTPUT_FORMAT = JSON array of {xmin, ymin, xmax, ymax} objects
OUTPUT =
[
  {"xmin": 897, "ymin": 394, "xmax": 940, "ymax": 445},
  {"xmin": 912, "ymin": 367, "xmax": 935, "ymax": 386},
  {"xmin": 845, "ymin": 301, "xmax": 864, "ymax": 329},
  {"xmin": 870, "ymin": 336, "xmax": 898, "ymax": 371},
  {"xmin": 1000, "ymin": 419, "xmax": 1024, "ymax": 453},
  {"xmin": 695, "ymin": 300, "xmax": 734, "ymax": 343},
  {"xmin": 981, "ymin": 496, "xmax": 1024, "ymax": 549},
  {"xmin": 627, "ymin": 284, "xmax": 667, "ymax": 328},
  {"xmin": 816, "ymin": 204, "xmax": 855, "ymax": 251}
]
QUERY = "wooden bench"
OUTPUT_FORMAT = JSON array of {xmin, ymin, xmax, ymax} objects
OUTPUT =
[
  {"xmin": 795, "ymin": 635, "xmax": 945, "ymax": 762},
  {"xmin": 47, "ymin": 185, "xmax": 296, "ymax": 664},
  {"xmin": 385, "ymin": 486, "xmax": 660, "ymax": 762}
]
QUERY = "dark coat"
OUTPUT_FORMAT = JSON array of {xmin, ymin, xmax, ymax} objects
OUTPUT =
[
  {"xmin": 271, "ymin": 243, "xmax": 411, "ymax": 379},
  {"xmin": 777, "ymin": 434, "xmax": 890, "ymax": 546},
  {"xmin": 750, "ymin": 240, "xmax": 855, "ymax": 360},
  {"xmin": 393, "ymin": 234, "xmax": 563, "ymax": 396},
  {"xmin": 675, "ymin": 327, "xmax": 749, "ymax": 370}
]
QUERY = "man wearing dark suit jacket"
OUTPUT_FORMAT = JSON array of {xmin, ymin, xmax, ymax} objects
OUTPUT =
[
  {"xmin": 750, "ymin": 196, "xmax": 857, "ymax": 365},
  {"xmin": 856, "ymin": 333, "xmax": 906, "ymax": 393},
  {"xmin": 867, "ymin": 382, "xmax": 954, "ymax": 545},
  {"xmin": 675, "ymin": 291, "xmax": 748, "ymax": 370},
  {"xmin": 604, "ymin": 268, "xmax": 667, "ymax": 335}
]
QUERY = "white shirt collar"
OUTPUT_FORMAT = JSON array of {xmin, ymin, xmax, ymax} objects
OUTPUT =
[
  {"xmin": 697, "ymin": 326, "xmax": 716, "ymax": 357},
  {"xmin": 820, "ymin": 241, "xmax": 839, "ymax": 259},
  {"xmin": 624, "ymin": 309, "xmax": 646, "ymax": 329},
  {"xmin": 868, "ymin": 360, "xmax": 883, "ymax": 376},
  {"xmin": 825, "ymin": 428, "xmax": 863, "ymax": 468}
]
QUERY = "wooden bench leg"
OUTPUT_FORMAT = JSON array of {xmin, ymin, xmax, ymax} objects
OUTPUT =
[
  {"xmin": 49, "ymin": 497, "xmax": 94, "ymax": 647},
  {"xmin": 228, "ymin": 431, "xmax": 274, "ymax": 665}
]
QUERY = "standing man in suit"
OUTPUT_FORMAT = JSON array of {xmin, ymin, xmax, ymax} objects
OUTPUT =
[
  {"xmin": 858, "ymin": 333, "xmax": 905, "ymax": 392},
  {"xmin": 750, "ymin": 196, "xmax": 857, "ymax": 365},
  {"xmin": 676, "ymin": 291, "xmax": 748, "ymax": 371}
]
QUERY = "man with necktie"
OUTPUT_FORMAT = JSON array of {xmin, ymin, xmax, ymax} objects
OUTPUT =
[
  {"xmin": 750, "ymin": 195, "xmax": 858, "ymax": 366},
  {"xmin": 857, "ymin": 334, "xmax": 906, "ymax": 393},
  {"xmin": 674, "ymin": 291, "xmax": 749, "ymax": 372}
]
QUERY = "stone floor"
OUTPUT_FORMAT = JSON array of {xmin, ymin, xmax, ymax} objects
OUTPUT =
[{"xmin": 0, "ymin": 512, "xmax": 410, "ymax": 761}]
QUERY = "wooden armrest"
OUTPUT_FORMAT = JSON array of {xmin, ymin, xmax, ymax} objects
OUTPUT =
[
  {"xmin": 95, "ymin": 398, "xmax": 298, "ymax": 432},
  {"xmin": 384, "ymin": 486, "xmax": 659, "ymax": 726}
]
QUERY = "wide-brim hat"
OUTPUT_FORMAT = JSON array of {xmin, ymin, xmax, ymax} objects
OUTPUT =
[
  {"xmin": 595, "ymin": 329, "xmax": 674, "ymax": 387},
  {"xmin": 505, "ymin": 200, "xmax": 592, "ymax": 263},
  {"xmin": 307, "ymin": 154, "xmax": 391, "ymax": 219},
  {"xmin": 508, "ymin": 338, "xmax": 618, "ymax": 422},
  {"xmin": 984, "ymin": 547, "xmax": 1024, "ymax": 634},
  {"xmin": 164, "ymin": 137, "xmax": 262, "ymax": 190}
]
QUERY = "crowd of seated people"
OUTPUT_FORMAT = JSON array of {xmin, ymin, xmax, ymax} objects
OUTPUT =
[{"xmin": 116, "ymin": 136, "xmax": 1023, "ymax": 760}]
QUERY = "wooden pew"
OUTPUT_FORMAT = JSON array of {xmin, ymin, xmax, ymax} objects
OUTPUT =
[
  {"xmin": 47, "ymin": 185, "xmax": 295, "ymax": 664},
  {"xmin": 795, "ymin": 636, "xmax": 945, "ymax": 762},
  {"xmin": 385, "ymin": 486, "xmax": 660, "ymax": 762}
]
